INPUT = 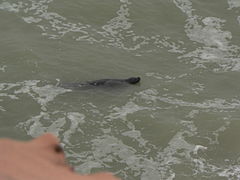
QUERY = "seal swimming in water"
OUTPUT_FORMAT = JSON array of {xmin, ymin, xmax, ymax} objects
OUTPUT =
[{"xmin": 59, "ymin": 77, "xmax": 141, "ymax": 90}]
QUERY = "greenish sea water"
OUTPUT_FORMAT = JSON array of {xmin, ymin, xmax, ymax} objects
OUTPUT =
[{"xmin": 1, "ymin": 0, "xmax": 240, "ymax": 179}]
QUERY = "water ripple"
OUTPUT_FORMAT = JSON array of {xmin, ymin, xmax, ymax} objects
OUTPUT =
[
  {"xmin": 0, "ymin": 0, "xmax": 185, "ymax": 53},
  {"xmin": 174, "ymin": 0, "xmax": 240, "ymax": 72}
]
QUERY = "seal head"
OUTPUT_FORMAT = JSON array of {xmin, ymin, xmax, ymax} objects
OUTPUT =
[{"xmin": 125, "ymin": 77, "xmax": 141, "ymax": 84}]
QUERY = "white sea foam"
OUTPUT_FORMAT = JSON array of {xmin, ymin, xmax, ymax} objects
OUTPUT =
[
  {"xmin": 22, "ymin": 16, "xmax": 42, "ymax": 23},
  {"xmin": 0, "ymin": 65, "xmax": 7, "ymax": 72},
  {"xmin": 18, "ymin": 111, "xmax": 85, "ymax": 142},
  {"xmin": 27, "ymin": 114, "xmax": 65, "ymax": 137},
  {"xmin": 185, "ymin": 110, "xmax": 199, "ymax": 119},
  {"xmin": 122, "ymin": 128, "xmax": 147, "ymax": 147},
  {"xmin": 10, "ymin": 80, "xmax": 70, "ymax": 110},
  {"xmin": 0, "ymin": 106, "xmax": 6, "ymax": 112},
  {"xmin": 218, "ymin": 165, "xmax": 240, "ymax": 180},
  {"xmin": 0, "ymin": 2, "xmax": 22, "ymax": 12},
  {"xmin": 69, "ymin": 96, "xmax": 203, "ymax": 179},
  {"xmin": 102, "ymin": 0, "xmax": 133, "ymax": 36},
  {"xmin": 137, "ymin": 89, "xmax": 240, "ymax": 110},
  {"xmin": 210, "ymin": 121, "xmax": 231, "ymax": 145},
  {"xmin": 0, "ymin": 80, "xmax": 70, "ymax": 135},
  {"xmin": 19, "ymin": 112, "xmax": 48, "ymax": 137},
  {"xmin": 174, "ymin": 0, "xmax": 240, "ymax": 72},
  {"xmin": 228, "ymin": 0, "xmax": 240, "ymax": 9},
  {"xmin": 0, "ymin": 0, "xmax": 185, "ymax": 53},
  {"xmin": 63, "ymin": 112, "xmax": 85, "ymax": 144},
  {"xmin": 193, "ymin": 145, "xmax": 207, "ymax": 155},
  {"xmin": 31, "ymin": 84, "xmax": 69, "ymax": 109},
  {"xmin": 0, "ymin": 93, "xmax": 18, "ymax": 100},
  {"xmin": 106, "ymin": 101, "xmax": 149, "ymax": 121},
  {"xmin": 146, "ymin": 72, "xmax": 163, "ymax": 80},
  {"xmin": 89, "ymin": 135, "xmax": 168, "ymax": 180},
  {"xmin": 173, "ymin": 0, "xmax": 193, "ymax": 17}
]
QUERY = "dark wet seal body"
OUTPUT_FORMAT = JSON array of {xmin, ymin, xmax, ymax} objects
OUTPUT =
[{"xmin": 59, "ymin": 77, "xmax": 141, "ymax": 90}]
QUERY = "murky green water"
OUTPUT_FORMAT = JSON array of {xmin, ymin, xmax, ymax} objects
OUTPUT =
[{"xmin": 1, "ymin": 0, "xmax": 240, "ymax": 179}]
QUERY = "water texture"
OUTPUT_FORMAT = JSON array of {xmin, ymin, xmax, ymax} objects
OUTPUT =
[{"xmin": 0, "ymin": 0, "xmax": 240, "ymax": 179}]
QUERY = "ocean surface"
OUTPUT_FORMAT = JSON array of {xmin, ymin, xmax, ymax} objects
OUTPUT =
[{"xmin": 1, "ymin": 0, "xmax": 240, "ymax": 179}]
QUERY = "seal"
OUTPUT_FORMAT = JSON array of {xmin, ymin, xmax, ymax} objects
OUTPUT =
[{"xmin": 59, "ymin": 77, "xmax": 141, "ymax": 90}]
